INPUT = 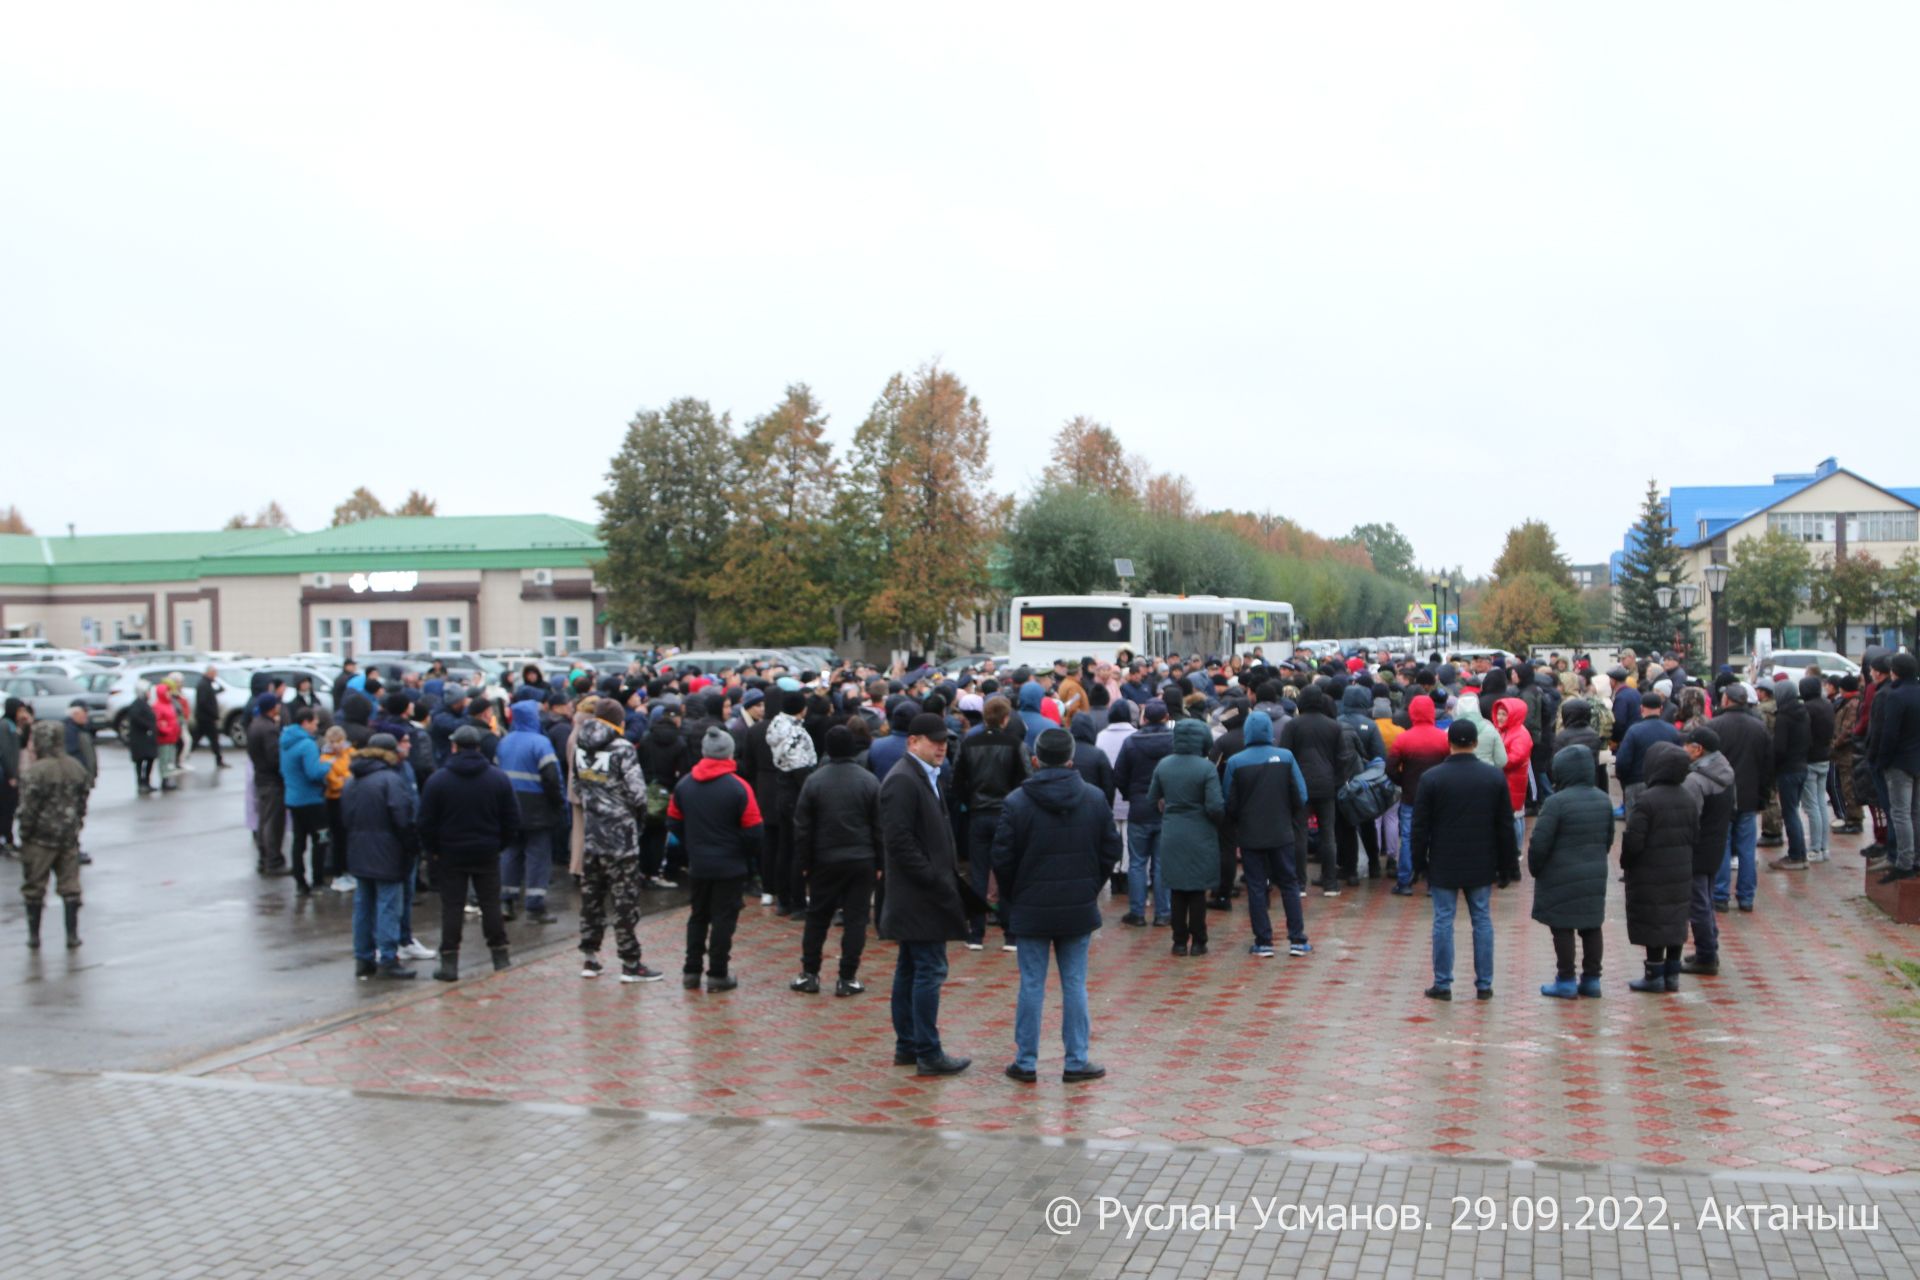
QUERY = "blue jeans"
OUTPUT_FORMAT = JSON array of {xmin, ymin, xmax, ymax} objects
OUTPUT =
[
  {"xmin": 1716, "ymin": 810, "xmax": 1757, "ymax": 907},
  {"xmin": 353, "ymin": 877, "xmax": 406, "ymax": 964},
  {"xmin": 1126, "ymin": 821, "xmax": 1169, "ymax": 920},
  {"xmin": 1241, "ymin": 846, "xmax": 1306, "ymax": 946},
  {"xmin": 1430, "ymin": 884, "xmax": 1493, "ymax": 992},
  {"xmin": 1397, "ymin": 804, "xmax": 1415, "ymax": 888},
  {"xmin": 1776, "ymin": 769, "xmax": 1807, "ymax": 861},
  {"xmin": 891, "ymin": 941, "xmax": 949, "ymax": 1062},
  {"xmin": 1013, "ymin": 934, "xmax": 1091, "ymax": 1072},
  {"xmin": 501, "ymin": 826, "xmax": 554, "ymax": 906},
  {"xmin": 1802, "ymin": 763, "xmax": 1830, "ymax": 855},
  {"xmin": 1889, "ymin": 768, "xmax": 1920, "ymax": 871}
]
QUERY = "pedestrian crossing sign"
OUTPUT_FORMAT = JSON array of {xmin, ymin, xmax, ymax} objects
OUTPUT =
[
  {"xmin": 1405, "ymin": 604, "xmax": 1437, "ymax": 635},
  {"xmin": 1021, "ymin": 615, "xmax": 1045, "ymax": 639}
]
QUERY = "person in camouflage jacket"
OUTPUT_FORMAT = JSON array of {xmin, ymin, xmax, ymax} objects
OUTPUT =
[
  {"xmin": 572, "ymin": 701, "xmax": 657, "ymax": 979},
  {"xmin": 19, "ymin": 721, "xmax": 90, "ymax": 950}
]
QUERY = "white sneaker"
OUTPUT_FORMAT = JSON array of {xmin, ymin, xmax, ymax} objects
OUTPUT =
[
  {"xmin": 965, "ymin": 942, "xmax": 984, "ymax": 951},
  {"xmin": 1001, "ymin": 943, "xmax": 1017, "ymax": 953},
  {"xmin": 331, "ymin": 876, "xmax": 356, "ymax": 893},
  {"xmin": 398, "ymin": 940, "xmax": 436, "ymax": 961},
  {"xmin": 176, "ymin": 761, "xmax": 197, "ymax": 773},
  {"xmin": 761, "ymin": 893, "xmax": 775, "ymax": 906}
]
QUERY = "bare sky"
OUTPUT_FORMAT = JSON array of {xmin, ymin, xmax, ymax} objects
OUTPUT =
[{"xmin": 4, "ymin": 3, "xmax": 1917, "ymax": 573}]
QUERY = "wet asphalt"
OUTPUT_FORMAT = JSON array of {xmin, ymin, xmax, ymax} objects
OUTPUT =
[{"xmin": 0, "ymin": 739, "xmax": 678, "ymax": 1072}]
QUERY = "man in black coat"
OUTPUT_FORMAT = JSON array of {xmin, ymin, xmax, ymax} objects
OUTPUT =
[
  {"xmin": 1873, "ymin": 652, "xmax": 1920, "ymax": 881},
  {"xmin": 1767, "ymin": 677, "xmax": 1813, "ymax": 869},
  {"xmin": 1112, "ymin": 701, "xmax": 1176, "ymax": 925},
  {"xmin": 1712, "ymin": 684, "xmax": 1770, "ymax": 911},
  {"xmin": 790, "ymin": 726, "xmax": 883, "ymax": 997},
  {"xmin": 246, "ymin": 696, "xmax": 286, "ymax": 874},
  {"xmin": 879, "ymin": 713, "xmax": 970, "ymax": 1077},
  {"xmin": 190, "ymin": 664, "xmax": 228, "ymax": 768},
  {"xmin": 1680, "ymin": 726, "xmax": 1736, "ymax": 976},
  {"xmin": 1799, "ymin": 676, "xmax": 1836, "ymax": 864},
  {"xmin": 1278, "ymin": 685, "xmax": 1347, "ymax": 896},
  {"xmin": 953, "ymin": 696, "xmax": 1029, "ymax": 950},
  {"xmin": 1409, "ymin": 719, "xmax": 1520, "ymax": 1001},
  {"xmin": 991, "ymin": 727, "xmax": 1120, "ymax": 1085},
  {"xmin": 417, "ymin": 725, "xmax": 520, "ymax": 980}
]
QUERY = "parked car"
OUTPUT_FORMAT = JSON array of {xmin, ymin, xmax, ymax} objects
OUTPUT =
[
  {"xmin": 939, "ymin": 652, "xmax": 1003, "ymax": 675},
  {"xmin": 106, "ymin": 661, "xmax": 258, "ymax": 744},
  {"xmin": 0, "ymin": 673, "xmax": 110, "ymax": 729},
  {"xmin": 565, "ymin": 648, "xmax": 645, "ymax": 667},
  {"xmin": 352, "ymin": 652, "xmax": 436, "ymax": 684},
  {"xmin": 1756, "ymin": 649, "xmax": 1862, "ymax": 679},
  {"xmin": 8, "ymin": 658, "xmax": 107, "ymax": 680}
]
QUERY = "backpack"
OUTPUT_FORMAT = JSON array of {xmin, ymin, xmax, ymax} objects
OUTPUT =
[{"xmin": 1337, "ymin": 761, "xmax": 1400, "ymax": 826}]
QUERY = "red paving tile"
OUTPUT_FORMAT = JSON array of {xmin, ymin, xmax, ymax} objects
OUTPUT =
[{"xmin": 212, "ymin": 833, "xmax": 1920, "ymax": 1176}]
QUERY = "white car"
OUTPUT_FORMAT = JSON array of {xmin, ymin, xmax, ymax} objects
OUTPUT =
[
  {"xmin": 107, "ymin": 662, "xmax": 259, "ymax": 744},
  {"xmin": 1757, "ymin": 649, "xmax": 1861, "ymax": 679}
]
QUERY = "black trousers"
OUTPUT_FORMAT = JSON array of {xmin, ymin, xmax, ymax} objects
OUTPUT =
[
  {"xmin": 1170, "ymin": 889, "xmax": 1209, "ymax": 947},
  {"xmin": 437, "ymin": 862, "xmax": 506, "ymax": 953},
  {"xmin": 1550, "ymin": 926, "xmax": 1603, "ymax": 979},
  {"xmin": 1214, "ymin": 828, "xmax": 1238, "ymax": 901},
  {"xmin": 325, "ymin": 798, "xmax": 345, "ymax": 880},
  {"xmin": 1334, "ymin": 809, "xmax": 1378, "ymax": 877},
  {"xmin": 965, "ymin": 813, "xmax": 1008, "ymax": 944},
  {"xmin": 801, "ymin": 861, "xmax": 875, "ymax": 980},
  {"xmin": 189, "ymin": 722, "xmax": 224, "ymax": 764},
  {"xmin": 685, "ymin": 875, "xmax": 746, "ymax": 977},
  {"xmin": 0, "ymin": 780, "xmax": 15, "ymax": 843},
  {"xmin": 1305, "ymin": 795, "xmax": 1337, "ymax": 886},
  {"xmin": 288, "ymin": 803, "xmax": 327, "ymax": 884}
]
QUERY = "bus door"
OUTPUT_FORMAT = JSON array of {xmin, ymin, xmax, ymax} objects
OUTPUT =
[{"xmin": 1147, "ymin": 613, "xmax": 1172, "ymax": 658}]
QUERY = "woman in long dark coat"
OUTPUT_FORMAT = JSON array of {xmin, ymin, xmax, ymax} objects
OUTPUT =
[
  {"xmin": 1620, "ymin": 741, "xmax": 1698, "ymax": 993},
  {"xmin": 1145, "ymin": 719, "xmax": 1224, "ymax": 956},
  {"xmin": 124, "ymin": 683, "xmax": 159, "ymax": 795},
  {"xmin": 1528, "ymin": 744, "xmax": 1615, "ymax": 998}
]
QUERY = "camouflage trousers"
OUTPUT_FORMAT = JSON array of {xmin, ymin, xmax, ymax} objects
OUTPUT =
[
  {"xmin": 20, "ymin": 841, "xmax": 81, "ymax": 907},
  {"xmin": 579, "ymin": 853, "xmax": 643, "ymax": 966}
]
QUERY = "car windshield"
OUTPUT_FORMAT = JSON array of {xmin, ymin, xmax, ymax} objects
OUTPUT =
[{"xmin": 36, "ymin": 675, "xmax": 82, "ymax": 694}]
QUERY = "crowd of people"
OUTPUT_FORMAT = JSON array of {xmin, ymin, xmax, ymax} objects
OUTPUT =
[{"xmin": 8, "ymin": 637, "xmax": 1919, "ymax": 1080}]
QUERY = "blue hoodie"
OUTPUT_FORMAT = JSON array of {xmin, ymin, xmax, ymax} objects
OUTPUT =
[
  {"xmin": 496, "ymin": 699, "xmax": 562, "ymax": 827},
  {"xmin": 1016, "ymin": 682, "xmax": 1053, "ymax": 751},
  {"xmin": 1223, "ymin": 710, "xmax": 1308, "ymax": 843},
  {"xmin": 279, "ymin": 721, "xmax": 331, "ymax": 807}
]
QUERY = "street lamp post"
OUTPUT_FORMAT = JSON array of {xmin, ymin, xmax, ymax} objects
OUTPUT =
[
  {"xmin": 1702, "ymin": 562, "xmax": 1729, "ymax": 672},
  {"xmin": 1676, "ymin": 581, "xmax": 1699, "ymax": 662}
]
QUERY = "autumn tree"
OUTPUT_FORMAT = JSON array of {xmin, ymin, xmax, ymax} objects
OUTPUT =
[
  {"xmin": 843, "ymin": 364, "xmax": 1003, "ymax": 653},
  {"xmin": 1721, "ymin": 529, "xmax": 1811, "ymax": 639},
  {"xmin": 707, "ymin": 384, "xmax": 841, "ymax": 647},
  {"xmin": 1480, "ymin": 572, "xmax": 1586, "ymax": 653},
  {"xmin": 0, "ymin": 505, "xmax": 30, "ymax": 535},
  {"xmin": 1349, "ymin": 522, "xmax": 1418, "ymax": 584},
  {"xmin": 223, "ymin": 501, "xmax": 292, "ymax": 530},
  {"xmin": 1142, "ymin": 472, "xmax": 1196, "ymax": 521},
  {"xmin": 1490, "ymin": 520, "xmax": 1574, "ymax": 590},
  {"xmin": 1810, "ymin": 550, "xmax": 1884, "ymax": 652},
  {"xmin": 331, "ymin": 487, "xmax": 387, "ymax": 527},
  {"xmin": 1047, "ymin": 416, "xmax": 1135, "ymax": 500},
  {"xmin": 393, "ymin": 490, "xmax": 438, "ymax": 517}
]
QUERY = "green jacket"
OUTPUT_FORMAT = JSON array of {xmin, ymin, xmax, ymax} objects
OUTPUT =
[{"xmin": 1145, "ymin": 720, "xmax": 1225, "ymax": 891}]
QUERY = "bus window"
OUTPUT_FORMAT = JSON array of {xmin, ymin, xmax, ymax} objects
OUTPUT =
[{"xmin": 1016, "ymin": 603, "xmax": 1130, "ymax": 645}]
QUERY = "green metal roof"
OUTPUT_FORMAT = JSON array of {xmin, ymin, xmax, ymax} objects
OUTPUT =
[
  {"xmin": 0, "ymin": 516, "xmax": 603, "ymax": 585},
  {"xmin": 0, "ymin": 528, "xmax": 298, "ymax": 586},
  {"xmin": 204, "ymin": 515, "xmax": 604, "ymax": 575}
]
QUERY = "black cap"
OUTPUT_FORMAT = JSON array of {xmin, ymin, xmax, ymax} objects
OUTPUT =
[
  {"xmin": 1447, "ymin": 720, "xmax": 1478, "ymax": 747},
  {"xmin": 906, "ymin": 712, "xmax": 949, "ymax": 741},
  {"xmin": 1035, "ymin": 727, "xmax": 1074, "ymax": 767},
  {"xmin": 1686, "ymin": 726, "xmax": 1722, "ymax": 752}
]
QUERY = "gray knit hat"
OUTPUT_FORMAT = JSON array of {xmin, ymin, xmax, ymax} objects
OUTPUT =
[{"xmin": 702, "ymin": 726, "xmax": 736, "ymax": 760}]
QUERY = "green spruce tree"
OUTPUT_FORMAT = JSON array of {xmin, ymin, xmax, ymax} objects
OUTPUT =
[{"xmin": 1613, "ymin": 479, "xmax": 1698, "ymax": 660}]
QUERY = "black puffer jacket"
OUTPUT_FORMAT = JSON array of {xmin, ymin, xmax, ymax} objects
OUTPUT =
[
  {"xmin": 1682, "ymin": 747, "xmax": 1737, "ymax": 878},
  {"xmin": 1621, "ymin": 742, "xmax": 1697, "ymax": 947},
  {"xmin": 1527, "ymin": 746, "xmax": 1614, "ymax": 930},
  {"xmin": 1410, "ymin": 753, "xmax": 1521, "ymax": 890},
  {"xmin": 1069, "ymin": 712, "xmax": 1115, "ymax": 805},
  {"xmin": 990, "ymin": 766, "xmax": 1121, "ymax": 938},
  {"xmin": 1554, "ymin": 701, "xmax": 1608, "ymax": 791},
  {"xmin": 1714, "ymin": 705, "xmax": 1772, "ymax": 812},
  {"xmin": 1278, "ymin": 687, "xmax": 1346, "ymax": 800},
  {"xmin": 418, "ymin": 749, "xmax": 521, "ymax": 871},
  {"xmin": 1800, "ymin": 678, "xmax": 1835, "ymax": 765},
  {"xmin": 1770, "ymin": 680, "xmax": 1811, "ymax": 773},
  {"xmin": 636, "ymin": 716, "xmax": 691, "ymax": 801},
  {"xmin": 1112, "ymin": 722, "xmax": 1175, "ymax": 814},
  {"xmin": 793, "ymin": 757, "xmax": 883, "ymax": 869}
]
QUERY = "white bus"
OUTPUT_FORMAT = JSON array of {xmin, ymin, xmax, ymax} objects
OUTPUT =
[{"xmin": 1008, "ymin": 595, "xmax": 1295, "ymax": 667}]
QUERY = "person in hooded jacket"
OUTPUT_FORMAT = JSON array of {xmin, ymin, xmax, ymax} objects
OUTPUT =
[
  {"xmin": 991, "ymin": 727, "xmax": 1120, "ymax": 1083},
  {"xmin": 1208, "ymin": 701, "xmax": 1250, "ymax": 908},
  {"xmin": 672, "ymin": 727, "xmax": 764, "ymax": 991},
  {"xmin": 1386, "ymin": 692, "xmax": 1450, "ymax": 895},
  {"xmin": 1113, "ymin": 701, "xmax": 1176, "ymax": 925},
  {"xmin": 1069, "ymin": 709, "xmax": 1115, "ymax": 808},
  {"xmin": 1492, "ymin": 697, "xmax": 1534, "ymax": 850},
  {"xmin": 17, "ymin": 720, "xmax": 90, "ymax": 950},
  {"xmin": 151, "ymin": 683, "xmax": 181, "ymax": 791},
  {"xmin": 1333, "ymin": 683, "xmax": 1386, "ymax": 884},
  {"xmin": 124, "ymin": 686, "xmax": 160, "ymax": 797},
  {"xmin": 1622, "ymin": 741, "xmax": 1698, "ymax": 993},
  {"xmin": 497, "ymin": 699, "xmax": 563, "ymax": 924},
  {"xmin": 790, "ymin": 726, "xmax": 881, "ymax": 996},
  {"xmin": 279, "ymin": 705, "xmax": 333, "ymax": 895},
  {"xmin": 1679, "ymin": 726, "xmax": 1737, "ymax": 976},
  {"xmin": 1528, "ymin": 744, "xmax": 1613, "ymax": 998},
  {"xmin": 1452, "ymin": 690, "xmax": 1508, "ymax": 772},
  {"xmin": 1552, "ymin": 699, "xmax": 1608, "ymax": 792},
  {"xmin": 429, "ymin": 686, "xmax": 468, "ymax": 765},
  {"xmin": 1767, "ymin": 677, "xmax": 1813, "ymax": 868},
  {"xmin": 572, "ymin": 700, "xmax": 660, "ymax": 982},
  {"xmin": 1095, "ymin": 701, "xmax": 1137, "ymax": 896},
  {"xmin": 953, "ymin": 696, "xmax": 1029, "ymax": 950},
  {"xmin": 338, "ymin": 690, "xmax": 376, "ymax": 750},
  {"xmin": 1223, "ymin": 710, "xmax": 1310, "ymax": 956},
  {"xmin": 342, "ymin": 732, "xmax": 421, "ymax": 980},
  {"xmin": 1279, "ymin": 686, "xmax": 1348, "ymax": 896},
  {"xmin": 1797, "ymin": 675, "xmax": 1835, "ymax": 863},
  {"xmin": 1145, "ymin": 719, "xmax": 1225, "ymax": 955},
  {"xmin": 636, "ymin": 704, "xmax": 690, "ymax": 884},
  {"xmin": 418, "ymin": 725, "xmax": 519, "ymax": 980},
  {"xmin": 1014, "ymin": 681, "xmax": 1053, "ymax": 752}
]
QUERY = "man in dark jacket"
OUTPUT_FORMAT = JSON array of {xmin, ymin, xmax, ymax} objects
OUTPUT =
[
  {"xmin": 1799, "ymin": 676, "xmax": 1836, "ymax": 863},
  {"xmin": 1223, "ymin": 711, "xmax": 1310, "ymax": 957},
  {"xmin": 1680, "ymin": 727, "xmax": 1736, "ymax": 975},
  {"xmin": 790, "ymin": 726, "xmax": 882, "ymax": 996},
  {"xmin": 430, "ymin": 686, "xmax": 467, "ymax": 766},
  {"xmin": 637, "ymin": 706, "xmax": 690, "ymax": 883},
  {"xmin": 865, "ymin": 700, "xmax": 918, "ymax": 782},
  {"xmin": 1278, "ymin": 685, "xmax": 1346, "ymax": 896},
  {"xmin": 190, "ymin": 664, "xmax": 227, "ymax": 767},
  {"xmin": 670, "ymin": 727, "xmax": 764, "ymax": 990},
  {"xmin": 339, "ymin": 690, "xmax": 376, "ymax": 749},
  {"xmin": 1609, "ymin": 669, "xmax": 1642, "ymax": 751},
  {"xmin": 879, "ymin": 713, "xmax": 970, "ymax": 1077},
  {"xmin": 1712, "ymin": 683, "xmax": 1769, "ymax": 911},
  {"xmin": 1409, "ymin": 719, "xmax": 1520, "ymax": 1000},
  {"xmin": 991, "ymin": 727, "xmax": 1120, "ymax": 1084},
  {"xmin": 953, "ymin": 696, "xmax": 1028, "ymax": 950},
  {"xmin": 1616, "ymin": 692, "xmax": 1681, "ymax": 819},
  {"xmin": 1763, "ymin": 676, "xmax": 1813, "ymax": 869},
  {"xmin": 418, "ymin": 725, "xmax": 519, "ymax": 980},
  {"xmin": 342, "ymin": 733, "xmax": 420, "ymax": 979},
  {"xmin": 1069, "ymin": 711, "xmax": 1115, "ymax": 807},
  {"xmin": 1872, "ymin": 652, "xmax": 1920, "ymax": 881},
  {"xmin": 246, "ymin": 695, "xmax": 287, "ymax": 874},
  {"xmin": 1334, "ymin": 683, "xmax": 1386, "ymax": 884},
  {"xmin": 1112, "ymin": 701, "xmax": 1176, "ymax": 925}
]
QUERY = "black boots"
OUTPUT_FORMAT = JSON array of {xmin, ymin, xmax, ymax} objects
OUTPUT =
[
  {"xmin": 63, "ymin": 900, "xmax": 81, "ymax": 949},
  {"xmin": 26, "ymin": 902, "xmax": 42, "ymax": 949},
  {"xmin": 1630, "ymin": 959, "xmax": 1679, "ymax": 993},
  {"xmin": 1665, "ymin": 956, "xmax": 1681, "ymax": 992},
  {"xmin": 434, "ymin": 950, "xmax": 459, "ymax": 982},
  {"xmin": 490, "ymin": 946, "xmax": 511, "ymax": 972}
]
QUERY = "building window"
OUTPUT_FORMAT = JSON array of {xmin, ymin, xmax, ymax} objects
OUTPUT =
[
  {"xmin": 541, "ymin": 616, "xmax": 579, "ymax": 657},
  {"xmin": 1854, "ymin": 511, "xmax": 1919, "ymax": 543},
  {"xmin": 424, "ymin": 618, "xmax": 439, "ymax": 647},
  {"xmin": 443, "ymin": 615, "xmax": 464, "ymax": 652},
  {"xmin": 181, "ymin": 619, "xmax": 194, "ymax": 649},
  {"xmin": 339, "ymin": 617, "xmax": 356, "ymax": 659},
  {"xmin": 1767, "ymin": 511, "xmax": 1837, "ymax": 542}
]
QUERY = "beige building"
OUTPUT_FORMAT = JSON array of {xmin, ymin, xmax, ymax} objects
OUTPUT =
[
  {"xmin": 1660, "ymin": 459, "xmax": 1920, "ymax": 655},
  {"xmin": 0, "ymin": 515, "xmax": 612, "ymax": 658}
]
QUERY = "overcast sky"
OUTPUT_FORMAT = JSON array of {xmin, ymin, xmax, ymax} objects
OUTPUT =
[{"xmin": 5, "ymin": 3, "xmax": 1917, "ymax": 573}]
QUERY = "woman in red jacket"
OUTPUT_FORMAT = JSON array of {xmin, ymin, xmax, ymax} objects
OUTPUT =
[
  {"xmin": 152, "ymin": 683, "xmax": 182, "ymax": 791},
  {"xmin": 1493, "ymin": 697, "xmax": 1533, "ymax": 850}
]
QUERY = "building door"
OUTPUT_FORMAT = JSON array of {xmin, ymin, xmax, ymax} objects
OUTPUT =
[{"xmin": 368, "ymin": 620, "xmax": 408, "ymax": 650}]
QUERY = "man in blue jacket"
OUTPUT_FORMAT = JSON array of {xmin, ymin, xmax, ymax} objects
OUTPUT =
[
  {"xmin": 1015, "ymin": 681, "xmax": 1052, "ymax": 751},
  {"xmin": 991, "ymin": 728, "xmax": 1120, "ymax": 1084},
  {"xmin": 1112, "ymin": 700, "xmax": 1177, "ymax": 926},
  {"xmin": 1224, "ymin": 711, "xmax": 1311, "ymax": 958},
  {"xmin": 496, "ymin": 699, "xmax": 563, "ymax": 924},
  {"xmin": 278, "ymin": 705, "xmax": 333, "ymax": 896},
  {"xmin": 1616, "ymin": 692, "xmax": 1681, "ymax": 822}
]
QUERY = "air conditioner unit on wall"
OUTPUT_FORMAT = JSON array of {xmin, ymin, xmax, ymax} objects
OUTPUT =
[
  {"xmin": 532, "ymin": 568, "xmax": 553, "ymax": 586},
  {"xmin": 314, "ymin": 573, "xmax": 331, "ymax": 589}
]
